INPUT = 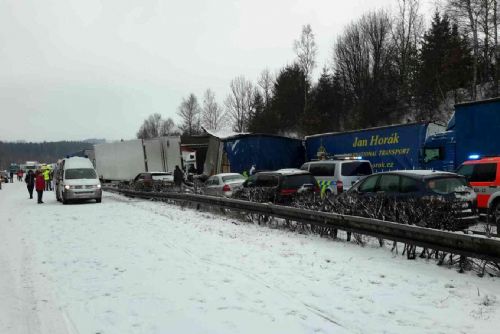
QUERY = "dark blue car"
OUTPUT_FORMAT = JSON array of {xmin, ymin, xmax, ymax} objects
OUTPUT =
[{"xmin": 347, "ymin": 170, "xmax": 478, "ymax": 227}]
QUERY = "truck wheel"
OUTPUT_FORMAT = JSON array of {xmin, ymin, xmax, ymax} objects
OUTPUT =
[{"xmin": 493, "ymin": 201, "xmax": 500, "ymax": 224}]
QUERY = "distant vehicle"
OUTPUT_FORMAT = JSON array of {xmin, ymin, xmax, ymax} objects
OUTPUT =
[
  {"xmin": 94, "ymin": 137, "xmax": 182, "ymax": 182},
  {"xmin": 131, "ymin": 172, "xmax": 174, "ymax": 192},
  {"xmin": 347, "ymin": 170, "xmax": 478, "ymax": 227},
  {"xmin": 22, "ymin": 161, "xmax": 39, "ymax": 173},
  {"xmin": 300, "ymin": 156, "xmax": 373, "ymax": 195},
  {"xmin": 456, "ymin": 156, "xmax": 500, "ymax": 221},
  {"xmin": 202, "ymin": 173, "xmax": 246, "ymax": 197},
  {"xmin": 55, "ymin": 157, "xmax": 102, "ymax": 204},
  {"xmin": 9, "ymin": 163, "xmax": 19, "ymax": 174},
  {"xmin": 236, "ymin": 169, "xmax": 319, "ymax": 204}
]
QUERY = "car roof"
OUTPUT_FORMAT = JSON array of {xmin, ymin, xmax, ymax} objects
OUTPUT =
[
  {"xmin": 213, "ymin": 173, "xmax": 243, "ymax": 177},
  {"xmin": 304, "ymin": 159, "xmax": 371, "ymax": 164},
  {"xmin": 372, "ymin": 170, "xmax": 459, "ymax": 178},
  {"xmin": 462, "ymin": 156, "xmax": 500, "ymax": 164},
  {"xmin": 274, "ymin": 169, "xmax": 311, "ymax": 176}
]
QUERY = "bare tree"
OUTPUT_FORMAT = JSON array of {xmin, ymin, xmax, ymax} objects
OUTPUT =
[
  {"xmin": 334, "ymin": 10, "xmax": 395, "ymax": 126},
  {"xmin": 448, "ymin": 0, "xmax": 482, "ymax": 99},
  {"xmin": 294, "ymin": 24, "xmax": 318, "ymax": 80},
  {"xmin": 392, "ymin": 0, "xmax": 423, "ymax": 106},
  {"xmin": 136, "ymin": 113, "xmax": 176, "ymax": 139},
  {"xmin": 225, "ymin": 76, "xmax": 254, "ymax": 132},
  {"xmin": 177, "ymin": 94, "xmax": 201, "ymax": 135},
  {"xmin": 294, "ymin": 24, "xmax": 318, "ymax": 111},
  {"xmin": 161, "ymin": 117, "xmax": 176, "ymax": 135},
  {"xmin": 201, "ymin": 89, "xmax": 225, "ymax": 131},
  {"xmin": 257, "ymin": 69, "xmax": 274, "ymax": 108}
]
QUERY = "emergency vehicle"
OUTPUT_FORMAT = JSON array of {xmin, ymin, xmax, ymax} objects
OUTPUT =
[
  {"xmin": 456, "ymin": 156, "xmax": 500, "ymax": 221},
  {"xmin": 300, "ymin": 155, "xmax": 373, "ymax": 195}
]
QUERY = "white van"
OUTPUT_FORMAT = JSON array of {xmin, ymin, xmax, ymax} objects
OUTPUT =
[
  {"xmin": 300, "ymin": 157, "xmax": 373, "ymax": 195},
  {"xmin": 55, "ymin": 157, "xmax": 102, "ymax": 204}
]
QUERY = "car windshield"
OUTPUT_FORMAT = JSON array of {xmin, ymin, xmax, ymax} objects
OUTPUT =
[
  {"xmin": 65, "ymin": 168, "xmax": 97, "ymax": 179},
  {"xmin": 341, "ymin": 162, "xmax": 372, "ymax": 176},
  {"xmin": 222, "ymin": 175, "xmax": 245, "ymax": 182},
  {"xmin": 281, "ymin": 174, "xmax": 316, "ymax": 189},
  {"xmin": 426, "ymin": 177, "xmax": 467, "ymax": 194}
]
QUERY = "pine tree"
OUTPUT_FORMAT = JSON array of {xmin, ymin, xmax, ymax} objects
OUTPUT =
[{"xmin": 416, "ymin": 12, "xmax": 472, "ymax": 120}]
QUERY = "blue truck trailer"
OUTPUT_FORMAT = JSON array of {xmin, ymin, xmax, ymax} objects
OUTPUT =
[
  {"xmin": 305, "ymin": 122, "xmax": 443, "ymax": 172},
  {"xmin": 423, "ymin": 97, "xmax": 500, "ymax": 171},
  {"xmin": 204, "ymin": 133, "xmax": 305, "ymax": 175}
]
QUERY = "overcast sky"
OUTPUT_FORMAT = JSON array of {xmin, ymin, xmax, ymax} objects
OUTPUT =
[{"xmin": 0, "ymin": 0, "xmax": 437, "ymax": 142}]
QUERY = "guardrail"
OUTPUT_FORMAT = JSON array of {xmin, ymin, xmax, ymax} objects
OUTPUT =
[{"xmin": 104, "ymin": 187, "xmax": 500, "ymax": 263}]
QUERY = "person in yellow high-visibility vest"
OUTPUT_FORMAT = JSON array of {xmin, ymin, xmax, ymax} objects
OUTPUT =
[{"xmin": 42, "ymin": 167, "xmax": 51, "ymax": 191}]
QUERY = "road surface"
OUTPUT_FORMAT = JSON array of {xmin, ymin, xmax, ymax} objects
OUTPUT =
[{"xmin": 0, "ymin": 180, "xmax": 499, "ymax": 333}]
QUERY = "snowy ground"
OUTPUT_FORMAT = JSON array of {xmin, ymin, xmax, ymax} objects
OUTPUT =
[{"xmin": 1, "ymin": 181, "xmax": 499, "ymax": 334}]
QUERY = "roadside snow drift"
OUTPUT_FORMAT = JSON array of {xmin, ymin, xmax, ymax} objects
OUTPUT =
[{"xmin": 1, "ymin": 181, "xmax": 499, "ymax": 334}]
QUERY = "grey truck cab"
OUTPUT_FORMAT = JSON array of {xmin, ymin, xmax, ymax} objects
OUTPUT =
[
  {"xmin": 55, "ymin": 157, "xmax": 102, "ymax": 204},
  {"xmin": 300, "ymin": 156, "xmax": 373, "ymax": 195}
]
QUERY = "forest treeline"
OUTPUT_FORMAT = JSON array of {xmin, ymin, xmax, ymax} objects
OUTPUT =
[
  {"xmin": 137, "ymin": 0, "xmax": 500, "ymax": 139},
  {"xmin": 0, "ymin": 141, "xmax": 93, "ymax": 169}
]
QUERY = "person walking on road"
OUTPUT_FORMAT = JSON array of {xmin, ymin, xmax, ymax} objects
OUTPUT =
[
  {"xmin": 43, "ymin": 167, "xmax": 51, "ymax": 191},
  {"xmin": 9, "ymin": 171, "xmax": 14, "ymax": 183},
  {"xmin": 173, "ymin": 165, "xmax": 184, "ymax": 192},
  {"xmin": 35, "ymin": 169, "xmax": 45, "ymax": 204},
  {"xmin": 25, "ymin": 170, "xmax": 35, "ymax": 199}
]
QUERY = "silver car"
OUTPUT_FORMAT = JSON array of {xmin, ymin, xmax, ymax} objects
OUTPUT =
[{"xmin": 203, "ymin": 173, "xmax": 246, "ymax": 197}]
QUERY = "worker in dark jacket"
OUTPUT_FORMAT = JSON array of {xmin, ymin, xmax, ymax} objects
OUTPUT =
[
  {"xmin": 25, "ymin": 170, "xmax": 35, "ymax": 199},
  {"xmin": 35, "ymin": 170, "xmax": 45, "ymax": 204},
  {"xmin": 173, "ymin": 165, "xmax": 183, "ymax": 192}
]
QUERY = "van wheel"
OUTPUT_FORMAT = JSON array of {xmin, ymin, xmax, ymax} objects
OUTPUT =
[{"xmin": 96, "ymin": 198, "xmax": 102, "ymax": 203}]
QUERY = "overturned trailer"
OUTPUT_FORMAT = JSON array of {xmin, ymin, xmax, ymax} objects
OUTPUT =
[
  {"xmin": 203, "ymin": 132, "xmax": 305, "ymax": 176},
  {"xmin": 95, "ymin": 137, "xmax": 182, "ymax": 182}
]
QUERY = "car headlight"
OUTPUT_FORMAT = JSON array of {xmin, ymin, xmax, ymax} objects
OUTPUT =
[
  {"xmin": 97, "ymin": 184, "xmax": 101, "ymax": 189},
  {"xmin": 64, "ymin": 185, "xmax": 70, "ymax": 190}
]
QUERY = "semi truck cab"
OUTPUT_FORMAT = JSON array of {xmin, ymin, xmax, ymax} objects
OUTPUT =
[{"xmin": 422, "ymin": 130, "xmax": 456, "ymax": 171}]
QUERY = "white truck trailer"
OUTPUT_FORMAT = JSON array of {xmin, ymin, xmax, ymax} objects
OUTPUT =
[{"xmin": 94, "ymin": 137, "xmax": 182, "ymax": 182}]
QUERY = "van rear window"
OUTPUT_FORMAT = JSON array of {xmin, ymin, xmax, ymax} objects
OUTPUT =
[
  {"xmin": 309, "ymin": 163, "xmax": 335, "ymax": 177},
  {"xmin": 65, "ymin": 168, "xmax": 97, "ymax": 179},
  {"xmin": 341, "ymin": 162, "xmax": 372, "ymax": 176},
  {"xmin": 282, "ymin": 174, "xmax": 316, "ymax": 189}
]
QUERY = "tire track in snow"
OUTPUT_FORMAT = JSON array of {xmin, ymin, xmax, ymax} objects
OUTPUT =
[{"xmin": 111, "ymin": 192, "xmax": 347, "ymax": 331}]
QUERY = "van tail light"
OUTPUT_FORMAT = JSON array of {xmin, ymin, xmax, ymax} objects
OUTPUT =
[
  {"xmin": 280, "ymin": 188, "xmax": 297, "ymax": 196},
  {"xmin": 336, "ymin": 180, "xmax": 344, "ymax": 194},
  {"xmin": 222, "ymin": 184, "xmax": 231, "ymax": 192}
]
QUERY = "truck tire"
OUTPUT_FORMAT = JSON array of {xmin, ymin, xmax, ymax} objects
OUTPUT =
[{"xmin": 493, "ymin": 201, "xmax": 500, "ymax": 224}]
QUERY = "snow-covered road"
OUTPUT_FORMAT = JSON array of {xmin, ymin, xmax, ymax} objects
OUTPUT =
[{"xmin": 1, "ymin": 181, "xmax": 499, "ymax": 334}]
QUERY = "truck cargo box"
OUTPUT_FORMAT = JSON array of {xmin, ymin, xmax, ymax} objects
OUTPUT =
[{"xmin": 305, "ymin": 122, "xmax": 443, "ymax": 172}]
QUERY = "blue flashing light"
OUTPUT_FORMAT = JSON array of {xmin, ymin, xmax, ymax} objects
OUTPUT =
[
  {"xmin": 355, "ymin": 156, "xmax": 363, "ymax": 160},
  {"xmin": 468, "ymin": 154, "xmax": 481, "ymax": 160}
]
